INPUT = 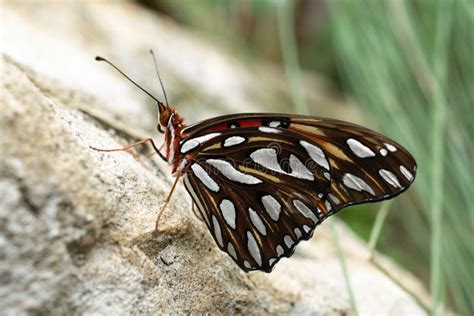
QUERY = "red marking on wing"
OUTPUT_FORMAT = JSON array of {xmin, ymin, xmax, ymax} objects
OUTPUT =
[
  {"xmin": 208, "ymin": 123, "xmax": 228, "ymax": 132},
  {"xmin": 239, "ymin": 120, "xmax": 263, "ymax": 127},
  {"xmin": 207, "ymin": 120, "xmax": 263, "ymax": 132}
]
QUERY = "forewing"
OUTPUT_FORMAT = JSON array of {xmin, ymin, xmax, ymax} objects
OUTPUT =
[
  {"xmin": 288, "ymin": 116, "xmax": 417, "ymax": 213},
  {"xmin": 180, "ymin": 114, "xmax": 417, "ymax": 272}
]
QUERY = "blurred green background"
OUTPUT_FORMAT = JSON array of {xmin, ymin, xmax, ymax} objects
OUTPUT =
[{"xmin": 141, "ymin": 0, "xmax": 472, "ymax": 314}]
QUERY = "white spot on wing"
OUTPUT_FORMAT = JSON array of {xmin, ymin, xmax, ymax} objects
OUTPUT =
[
  {"xmin": 379, "ymin": 169, "xmax": 401, "ymax": 188},
  {"xmin": 289, "ymin": 155, "xmax": 315, "ymax": 180},
  {"xmin": 325, "ymin": 200, "xmax": 332, "ymax": 211},
  {"xmin": 228, "ymin": 243, "xmax": 237, "ymax": 260},
  {"xmin": 191, "ymin": 164, "xmax": 219, "ymax": 192},
  {"xmin": 269, "ymin": 258, "xmax": 276, "ymax": 266},
  {"xmin": 244, "ymin": 261, "xmax": 251, "ymax": 269},
  {"xmin": 384, "ymin": 143, "xmax": 397, "ymax": 152},
  {"xmin": 247, "ymin": 231, "xmax": 262, "ymax": 266},
  {"xmin": 181, "ymin": 133, "xmax": 221, "ymax": 153},
  {"xmin": 284, "ymin": 235, "xmax": 294, "ymax": 248},
  {"xmin": 212, "ymin": 215, "xmax": 223, "ymax": 247},
  {"xmin": 316, "ymin": 207, "xmax": 324, "ymax": 216},
  {"xmin": 303, "ymin": 225, "xmax": 311, "ymax": 233},
  {"xmin": 276, "ymin": 245, "xmax": 284, "ymax": 257},
  {"xmin": 269, "ymin": 121, "xmax": 281, "ymax": 127},
  {"xmin": 258, "ymin": 126, "xmax": 280, "ymax": 134},
  {"xmin": 400, "ymin": 165, "xmax": 414, "ymax": 181},
  {"xmin": 294, "ymin": 228, "xmax": 302, "ymax": 239},
  {"xmin": 328, "ymin": 194, "xmax": 340, "ymax": 205},
  {"xmin": 293, "ymin": 199, "xmax": 319, "ymax": 224},
  {"xmin": 342, "ymin": 173, "xmax": 376, "ymax": 195},
  {"xmin": 380, "ymin": 148, "xmax": 388, "ymax": 156},
  {"xmin": 250, "ymin": 149, "xmax": 314, "ymax": 180},
  {"xmin": 300, "ymin": 140, "xmax": 330, "ymax": 170},
  {"xmin": 183, "ymin": 175, "xmax": 209, "ymax": 225},
  {"xmin": 206, "ymin": 159, "xmax": 261, "ymax": 184},
  {"xmin": 250, "ymin": 148, "xmax": 281, "ymax": 172},
  {"xmin": 262, "ymin": 195, "xmax": 281, "ymax": 221},
  {"xmin": 248, "ymin": 207, "xmax": 267, "ymax": 235},
  {"xmin": 223, "ymin": 136, "xmax": 246, "ymax": 147},
  {"xmin": 347, "ymin": 138, "xmax": 376, "ymax": 158},
  {"xmin": 220, "ymin": 199, "xmax": 236, "ymax": 229}
]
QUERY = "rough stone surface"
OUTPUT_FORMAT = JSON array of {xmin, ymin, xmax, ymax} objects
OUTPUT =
[{"xmin": 1, "ymin": 2, "xmax": 429, "ymax": 315}]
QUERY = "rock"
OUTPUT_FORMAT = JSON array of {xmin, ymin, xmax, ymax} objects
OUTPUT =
[{"xmin": 1, "ymin": 2, "xmax": 429, "ymax": 315}]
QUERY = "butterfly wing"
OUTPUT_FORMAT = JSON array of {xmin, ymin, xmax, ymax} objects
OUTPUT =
[
  {"xmin": 182, "ymin": 130, "xmax": 331, "ymax": 272},
  {"xmin": 179, "ymin": 113, "xmax": 417, "ymax": 272},
  {"xmin": 287, "ymin": 115, "xmax": 417, "ymax": 212}
]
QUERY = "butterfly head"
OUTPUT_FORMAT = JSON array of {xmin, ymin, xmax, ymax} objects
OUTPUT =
[{"xmin": 156, "ymin": 101, "xmax": 170, "ymax": 133}]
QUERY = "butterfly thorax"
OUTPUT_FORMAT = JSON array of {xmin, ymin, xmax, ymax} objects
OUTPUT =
[{"xmin": 163, "ymin": 111, "xmax": 188, "ymax": 173}]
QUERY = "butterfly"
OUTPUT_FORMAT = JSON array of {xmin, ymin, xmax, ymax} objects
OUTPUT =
[{"xmin": 92, "ymin": 55, "xmax": 417, "ymax": 273}]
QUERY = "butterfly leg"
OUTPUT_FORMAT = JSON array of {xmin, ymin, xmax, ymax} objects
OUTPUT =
[
  {"xmin": 155, "ymin": 173, "xmax": 181, "ymax": 231},
  {"xmin": 90, "ymin": 138, "xmax": 167, "ymax": 162},
  {"xmin": 147, "ymin": 143, "xmax": 165, "ymax": 159}
]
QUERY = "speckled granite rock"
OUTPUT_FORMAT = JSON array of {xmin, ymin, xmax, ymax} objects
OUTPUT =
[{"xmin": 1, "ymin": 2, "xmax": 429, "ymax": 315}]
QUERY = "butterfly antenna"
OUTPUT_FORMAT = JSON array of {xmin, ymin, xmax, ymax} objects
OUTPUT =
[
  {"xmin": 95, "ymin": 56, "xmax": 163, "ymax": 105},
  {"xmin": 149, "ymin": 49, "xmax": 169, "ymax": 107}
]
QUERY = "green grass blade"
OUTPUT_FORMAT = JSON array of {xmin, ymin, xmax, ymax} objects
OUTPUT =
[
  {"xmin": 331, "ymin": 221, "xmax": 359, "ymax": 315},
  {"xmin": 368, "ymin": 201, "xmax": 392, "ymax": 257},
  {"xmin": 329, "ymin": 0, "xmax": 473, "ymax": 313},
  {"xmin": 276, "ymin": 0, "xmax": 308, "ymax": 115}
]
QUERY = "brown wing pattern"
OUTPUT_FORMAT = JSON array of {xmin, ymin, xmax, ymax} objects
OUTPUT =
[
  {"xmin": 182, "ymin": 142, "xmax": 327, "ymax": 272},
  {"xmin": 289, "ymin": 116, "xmax": 417, "ymax": 214},
  {"xmin": 180, "ymin": 114, "xmax": 417, "ymax": 272}
]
